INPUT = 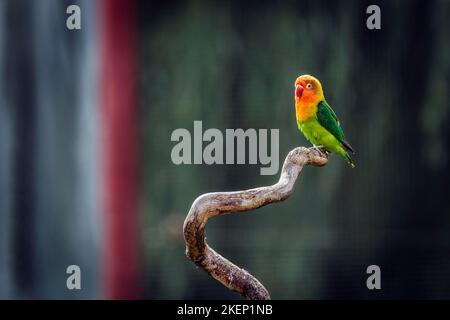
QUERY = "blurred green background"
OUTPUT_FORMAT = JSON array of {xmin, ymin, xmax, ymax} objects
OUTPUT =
[{"xmin": 140, "ymin": 0, "xmax": 450, "ymax": 299}]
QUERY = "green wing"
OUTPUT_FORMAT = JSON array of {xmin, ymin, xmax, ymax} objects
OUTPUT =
[{"xmin": 317, "ymin": 100, "xmax": 354, "ymax": 152}]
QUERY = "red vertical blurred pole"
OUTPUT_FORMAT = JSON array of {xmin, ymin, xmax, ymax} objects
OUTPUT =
[{"xmin": 100, "ymin": 0, "xmax": 140, "ymax": 299}]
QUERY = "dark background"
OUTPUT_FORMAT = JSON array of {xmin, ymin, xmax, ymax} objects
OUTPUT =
[
  {"xmin": 140, "ymin": 0, "xmax": 450, "ymax": 299},
  {"xmin": 0, "ymin": 0, "xmax": 449, "ymax": 299}
]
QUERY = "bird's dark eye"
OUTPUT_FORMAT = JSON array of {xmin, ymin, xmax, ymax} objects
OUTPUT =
[{"xmin": 306, "ymin": 83, "xmax": 312, "ymax": 89}]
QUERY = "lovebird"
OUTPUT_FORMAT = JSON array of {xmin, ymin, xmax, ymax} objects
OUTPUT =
[{"xmin": 294, "ymin": 74, "xmax": 355, "ymax": 167}]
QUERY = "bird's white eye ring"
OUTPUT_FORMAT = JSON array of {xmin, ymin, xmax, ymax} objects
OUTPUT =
[{"xmin": 306, "ymin": 83, "xmax": 312, "ymax": 89}]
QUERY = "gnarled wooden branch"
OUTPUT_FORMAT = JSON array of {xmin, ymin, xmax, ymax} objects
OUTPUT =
[{"xmin": 183, "ymin": 147, "xmax": 328, "ymax": 300}]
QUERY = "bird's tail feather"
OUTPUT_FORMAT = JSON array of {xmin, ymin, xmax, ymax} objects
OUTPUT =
[
  {"xmin": 342, "ymin": 151, "xmax": 355, "ymax": 168},
  {"xmin": 342, "ymin": 140, "xmax": 354, "ymax": 154}
]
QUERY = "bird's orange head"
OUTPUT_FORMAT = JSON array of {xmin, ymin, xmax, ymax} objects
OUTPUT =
[
  {"xmin": 294, "ymin": 74, "xmax": 325, "ymax": 121},
  {"xmin": 295, "ymin": 74, "xmax": 324, "ymax": 104}
]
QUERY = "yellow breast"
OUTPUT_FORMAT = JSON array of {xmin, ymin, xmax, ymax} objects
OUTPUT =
[{"xmin": 295, "ymin": 99, "xmax": 318, "ymax": 122}]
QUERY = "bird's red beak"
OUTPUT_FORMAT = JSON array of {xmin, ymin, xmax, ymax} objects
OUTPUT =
[{"xmin": 295, "ymin": 85, "xmax": 304, "ymax": 98}]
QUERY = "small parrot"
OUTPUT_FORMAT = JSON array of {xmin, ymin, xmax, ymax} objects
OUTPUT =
[{"xmin": 294, "ymin": 74, "xmax": 355, "ymax": 167}]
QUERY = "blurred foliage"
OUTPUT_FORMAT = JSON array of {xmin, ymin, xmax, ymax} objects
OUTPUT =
[{"xmin": 139, "ymin": 0, "xmax": 450, "ymax": 299}]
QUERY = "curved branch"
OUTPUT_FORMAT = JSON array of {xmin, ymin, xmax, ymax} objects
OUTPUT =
[{"xmin": 183, "ymin": 147, "xmax": 328, "ymax": 300}]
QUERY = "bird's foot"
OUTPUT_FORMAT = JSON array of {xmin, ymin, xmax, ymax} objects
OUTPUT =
[{"xmin": 312, "ymin": 145, "xmax": 329, "ymax": 155}]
